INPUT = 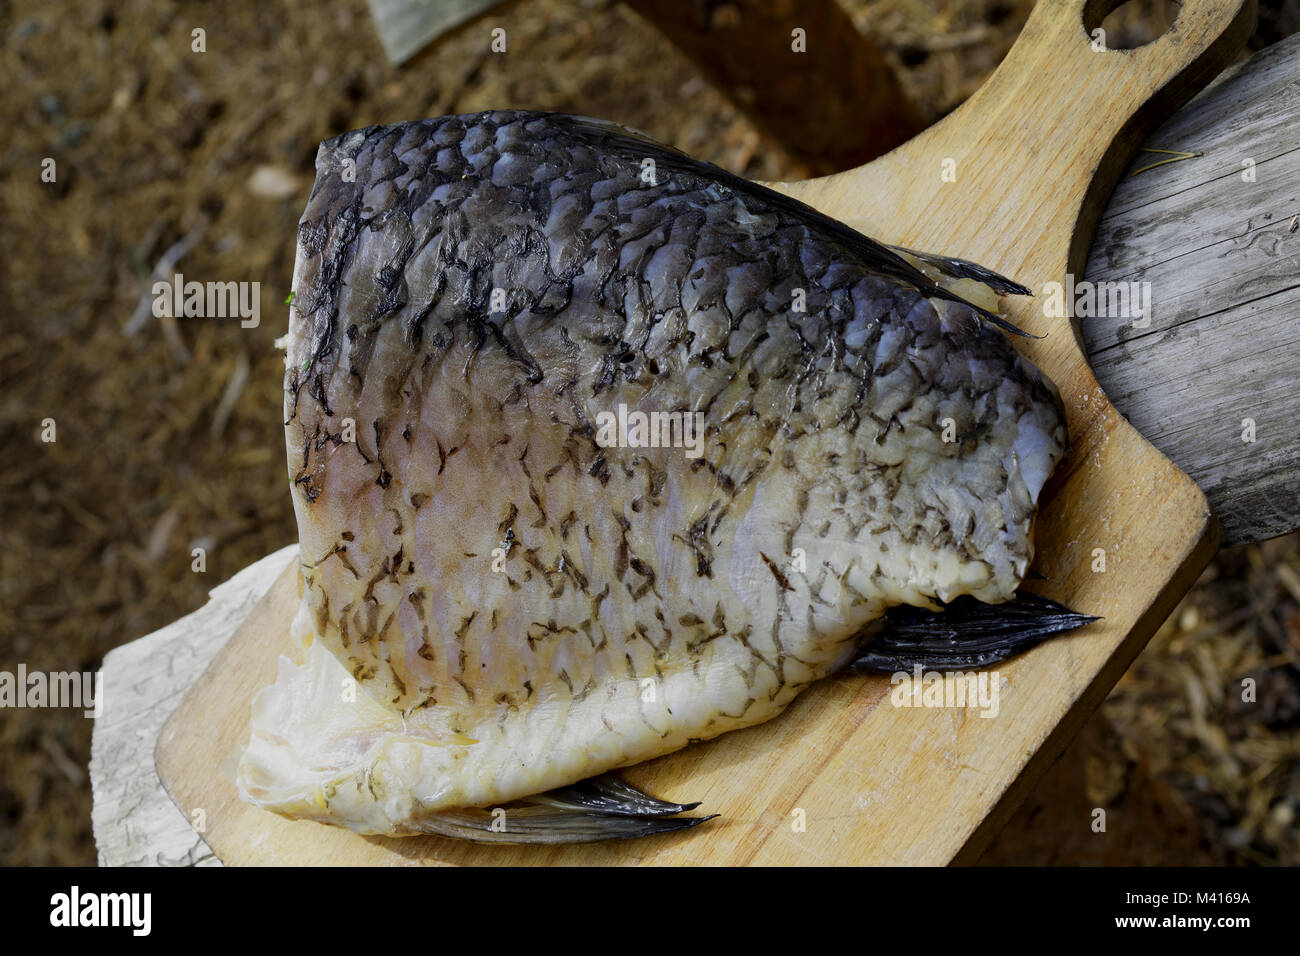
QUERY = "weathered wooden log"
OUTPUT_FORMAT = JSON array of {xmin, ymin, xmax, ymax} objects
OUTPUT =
[
  {"xmin": 90, "ymin": 548, "xmax": 294, "ymax": 866},
  {"xmin": 1082, "ymin": 32, "xmax": 1300, "ymax": 547}
]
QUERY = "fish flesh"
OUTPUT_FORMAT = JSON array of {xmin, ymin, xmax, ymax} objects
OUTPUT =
[{"xmin": 237, "ymin": 110, "xmax": 1093, "ymax": 843}]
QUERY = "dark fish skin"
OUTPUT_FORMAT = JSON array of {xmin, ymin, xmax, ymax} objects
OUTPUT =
[{"xmin": 250, "ymin": 110, "xmax": 1069, "ymax": 833}]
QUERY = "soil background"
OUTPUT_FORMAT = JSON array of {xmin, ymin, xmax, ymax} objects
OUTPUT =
[{"xmin": 2, "ymin": 0, "xmax": 1298, "ymax": 865}]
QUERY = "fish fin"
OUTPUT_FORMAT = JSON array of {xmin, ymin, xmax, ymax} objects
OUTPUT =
[
  {"xmin": 846, "ymin": 591, "xmax": 1097, "ymax": 673},
  {"xmin": 547, "ymin": 112, "xmax": 1039, "ymax": 337},
  {"xmin": 533, "ymin": 772, "xmax": 703, "ymax": 816},
  {"xmin": 411, "ymin": 774, "xmax": 715, "ymax": 844},
  {"xmin": 885, "ymin": 245, "xmax": 1034, "ymax": 297}
]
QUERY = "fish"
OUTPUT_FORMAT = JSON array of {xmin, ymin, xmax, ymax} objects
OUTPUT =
[{"xmin": 236, "ymin": 110, "xmax": 1095, "ymax": 843}]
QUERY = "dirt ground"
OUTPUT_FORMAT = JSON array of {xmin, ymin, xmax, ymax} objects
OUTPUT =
[{"xmin": 2, "ymin": 0, "xmax": 1297, "ymax": 865}]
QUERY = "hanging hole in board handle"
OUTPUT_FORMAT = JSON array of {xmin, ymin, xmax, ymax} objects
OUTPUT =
[
  {"xmin": 1081, "ymin": 0, "xmax": 1183, "ymax": 51},
  {"xmin": 1073, "ymin": 0, "xmax": 1256, "ymax": 63}
]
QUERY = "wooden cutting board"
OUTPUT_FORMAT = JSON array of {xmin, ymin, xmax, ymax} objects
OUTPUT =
[{"xmin": 156, "ymin": 0, "xmax": 1251, "ymax": 865}]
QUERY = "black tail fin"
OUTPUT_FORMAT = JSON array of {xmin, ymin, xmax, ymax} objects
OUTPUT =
[
  {"xmin": 847, "ymin": 591, "xmax": 1097, "ymax": 673},
  {"xmin": 411, "ymin": 773, "xmax": 716, "ymax": 844}
]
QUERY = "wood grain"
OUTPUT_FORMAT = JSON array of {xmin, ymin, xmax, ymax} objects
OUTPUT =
[
  {"xmin": 152, "ymin": 0, "xmax": 1250, "ymax": 865},
  {"xmin": 1082, "ymin": 30, "xmax": 1300, "ymax": 546}
]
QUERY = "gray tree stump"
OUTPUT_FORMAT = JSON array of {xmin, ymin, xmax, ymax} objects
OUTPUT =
[{"xmin": 1082, "ymin": 33, "xmax": 1300, "ymax": 547}]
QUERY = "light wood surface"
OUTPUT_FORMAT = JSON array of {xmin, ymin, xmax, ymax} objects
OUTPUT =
[{"xmin": 144, "ymin": 0, "xmax": 1253, "ymax": 865}]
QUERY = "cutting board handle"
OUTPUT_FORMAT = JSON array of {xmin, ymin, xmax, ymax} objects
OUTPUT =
[
  {"xmin": 775, "ymin": 0, "xmax": 1256, "ymax": 336},
  {"xmin": 985, "ymin": 0, "xmax": 1258, "ymax": 147},
  {"xmin": 935, "ymin": 0, "xmax": 1258, "ymax": 279},
  {"xmin": 1016, "ymin": 0, "xmax": 1256, "ymax": 88}
]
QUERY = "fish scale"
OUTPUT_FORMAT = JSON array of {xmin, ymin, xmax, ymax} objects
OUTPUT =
[{"xmin": 238, "ymin": 109, "xmax": 1070, "ymax": 837}]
